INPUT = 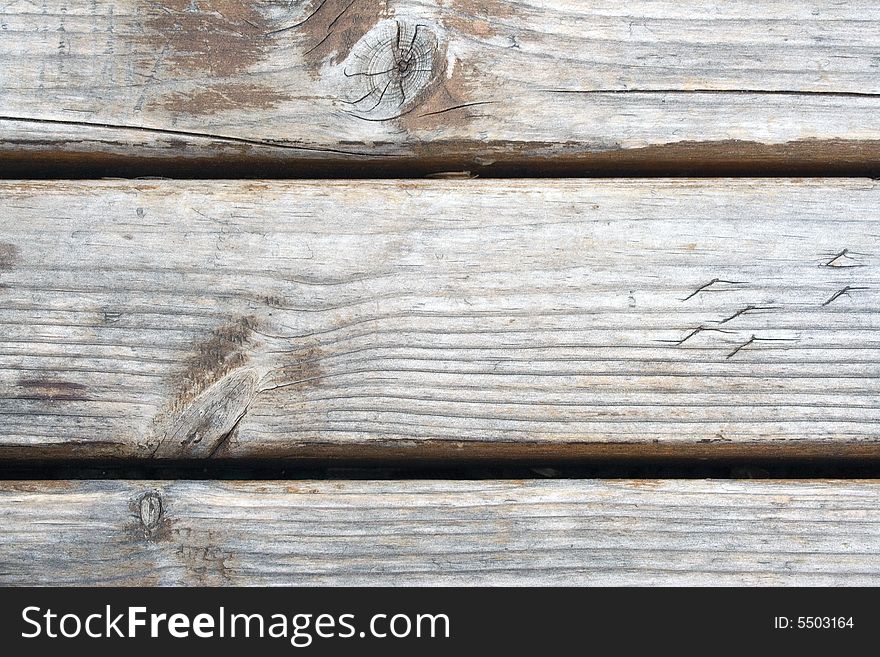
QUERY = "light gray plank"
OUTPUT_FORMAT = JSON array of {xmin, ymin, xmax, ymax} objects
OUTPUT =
[
  {"xmin": 1, "ymin": 179, "xmax": 879, "ymax": 460},
  {"xmin": 1, "ymin": 479, "xmax": 879, "ymax": 585},
  {"xmin": 1, "ymin": 1, "xmax": 879, "ymax": 174}
]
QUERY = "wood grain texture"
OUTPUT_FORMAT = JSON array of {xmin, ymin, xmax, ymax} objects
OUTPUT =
[
  {"xmin": 2, "ymin": 479, "xmax": 879, "ymax": 585},
  {"xmin": 2, "ymin": 1, "xmax": 880, "ymax": 175},
  {"xmin": 0, "ymin": 179, "xmax": 878, "ymax": 461}
]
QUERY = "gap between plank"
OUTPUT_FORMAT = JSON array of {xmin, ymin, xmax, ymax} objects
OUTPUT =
[
  {"xmin": 1, "ymin": 116, "xmax": 879, "ymax": 179},
  {"xmin": 3, "ymin": 459, "xmax": 880, "ymax": 481}
]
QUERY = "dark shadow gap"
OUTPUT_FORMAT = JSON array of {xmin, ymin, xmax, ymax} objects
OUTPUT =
[
  {"xmin": 1, "ymin": 138, "xmax": 879, "ymax": 178},
  {"xmin": 3, "ymin": 458, "xmax": 880, "ymax": 480}
]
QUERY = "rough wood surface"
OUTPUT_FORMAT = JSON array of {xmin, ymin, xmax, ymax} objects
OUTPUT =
[
  {"xmin": 2, "ymin": 1, "xmax": 880, "ymax": 175},
  {"xmin": 1, "ymin": 479, "xmax": 879, "ymax": 585},
  {"xmin": 1, "ymin": 179, "xmax": 878, "ymax": 461}
]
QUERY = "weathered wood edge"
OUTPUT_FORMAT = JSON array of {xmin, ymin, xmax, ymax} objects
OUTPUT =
[{"xmin": 2, "ymin": 479, "xmax": 879, "ymax": 586}]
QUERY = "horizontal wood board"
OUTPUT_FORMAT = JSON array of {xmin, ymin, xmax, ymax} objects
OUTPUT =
[
  {"xmin": 2, "ymin": 479, "xmax": 879, "ymax": 585},
  {"xmin": 0, "ymin": 179, "xmax": 878, "ymax": 461},
  {"xmin": 1, "ymin": 1, "xmax": 880, "ymax": 175}
]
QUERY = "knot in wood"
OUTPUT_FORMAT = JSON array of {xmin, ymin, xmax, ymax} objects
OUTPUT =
[
  {"xmin": 343, "ymin": 19, "xmax": 442, "ymax": 121},
  {"xmin": 138, "ymin": 492, "xmax": 163, "ymax": 535}
]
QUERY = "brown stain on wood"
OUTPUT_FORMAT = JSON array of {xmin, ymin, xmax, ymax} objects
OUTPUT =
[
  {"xmin": 172, "ymin": 315, "xmax": 258, "ymax": 413},
  {"xmin": 0, "ymin": 242, "xmax": 20, "ymax": 271},
  {"xmin": 148, "ymin": 83, "xmax": 290, "ymax": 115},
  {"xmin": 138, "ymin": 1, "xmax": 289, "ymax": 114},
  {"xmin": 274, "ymin": 344, "xmax": 325, "ymax": 391},
  {"xmin": 297, "ymin": 0, "xmax": 386, "ymax": 73},
  {"xmin": 399, "ymin": 60, "xmax": 478, "ymax": 132},
  {"xmin": 440, "ymin": 0, "xmax": 522, "ymax": 39},
  {"xmin": 141, "ymin": 1, "xmax": 268, "ymax": 75},
  {"xmin": 16, "ymin": 378, "xmax": 89, "ymax": 402}
]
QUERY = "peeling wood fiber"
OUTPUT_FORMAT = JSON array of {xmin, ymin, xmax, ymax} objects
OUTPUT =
[
  {"xmin": 0, "ymin": 179, "xmax": 878, "ymax": 461},
  {"xmin": 1, "ymin": 1, "xmax": 880, "ymax": 174}
]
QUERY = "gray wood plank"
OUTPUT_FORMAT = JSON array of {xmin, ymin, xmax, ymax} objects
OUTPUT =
[
  {"xmin": 0, "ymin": 179, "xmax": 878, "ymax": 461},
  {"xmin": 2, "ymin": 479, "xmax": 879, "ymax": 585},
  {"xmin": 1, "ymin": 1, "xmax": 880, "ymax": 174}
]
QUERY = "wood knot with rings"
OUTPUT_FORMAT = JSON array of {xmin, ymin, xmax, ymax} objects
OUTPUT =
[{"xmin": 341, "ymin": 18, "xmax": 444, "ymax": 122}]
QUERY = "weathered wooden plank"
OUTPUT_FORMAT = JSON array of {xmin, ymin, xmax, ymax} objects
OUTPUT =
[
  {"xmin": 0, "ymin": 179, "xmax": 878, "ymax": 461},
  {"xmin": 1, "ymin": 479, "xmax": 879, "ymax": 585},
  {"xmin": 2, "ymin": 1, "xmax": 880, "ymax": 175}
]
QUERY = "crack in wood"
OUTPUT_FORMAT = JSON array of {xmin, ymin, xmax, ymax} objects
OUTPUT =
[
  {"xmin": 822, "ymin": 285, "xmax": 870, "ymax": 306},
  {"xmin": 681, "ymin": 278, "xmax": 747, "ymax": 302}
]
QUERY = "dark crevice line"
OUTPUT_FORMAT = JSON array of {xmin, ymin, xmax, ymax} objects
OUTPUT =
[
  {"xmin": 417, "ymin": 101, "xmax": 496, "ymax": 118},
  {"xmin": 0, "ymin": 115, "xmax": 391, "ymax": 158},
  {"xmin": 3, "ymin": 459, "xmax": 880, "ymax": 480},
  {"xmin": 2, "ymin": 158, "xmax": 879, "ymax": 179},
  {"xmin": 542, "ymin": 88, "xmax": 880, "ymax": 98}
]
